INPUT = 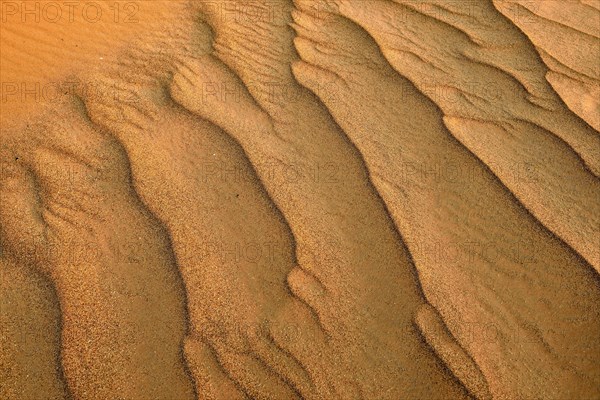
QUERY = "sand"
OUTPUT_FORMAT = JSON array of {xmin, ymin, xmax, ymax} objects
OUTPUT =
[{"xmin": 1, "ymin": 1, "xmax": 599, "ymax": 399}]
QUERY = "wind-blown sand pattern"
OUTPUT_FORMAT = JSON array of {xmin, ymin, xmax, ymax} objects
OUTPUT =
[{"xmin": 1, "ymin": 1, "xmax": 599, "ymax": 399}]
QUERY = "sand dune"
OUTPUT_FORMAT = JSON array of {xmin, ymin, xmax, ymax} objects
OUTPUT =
[
  {"xmin": 0, "ymin": 257, "xmax": 67, "ymax": 399},
  {"xmin": 1, "ymin": 0, "xmax": 599, "ymax": 399}
]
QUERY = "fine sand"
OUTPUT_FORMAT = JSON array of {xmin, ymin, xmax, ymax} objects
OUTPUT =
[{"xmin": 1, "ymin": 1, "xmax": 599, "ymax": 399}]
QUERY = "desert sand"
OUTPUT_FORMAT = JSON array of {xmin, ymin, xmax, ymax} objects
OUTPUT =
[{"xmin": 1, "ymin": 1, "xmax": 599, "ymax": 399}]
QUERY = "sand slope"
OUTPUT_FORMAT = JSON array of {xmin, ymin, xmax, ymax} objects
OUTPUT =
[{"xmin": 1, "ymin": 0, "xmax": 599, "ymax": 399}]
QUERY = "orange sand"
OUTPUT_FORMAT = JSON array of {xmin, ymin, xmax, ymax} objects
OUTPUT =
[{"xmin": 1, "ymin": 1, "xmax": 599, "ymax": 399}]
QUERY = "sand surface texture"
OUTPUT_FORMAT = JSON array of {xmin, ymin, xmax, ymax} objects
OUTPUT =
[{"xmin": 1, "ymin": 1, "xmax": 599, "ymax": 399}]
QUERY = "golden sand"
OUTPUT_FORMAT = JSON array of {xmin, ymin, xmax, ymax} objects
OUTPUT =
[{"xmin": 1, "ymin": 1, "xmax": 599, "ymax": 399}]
